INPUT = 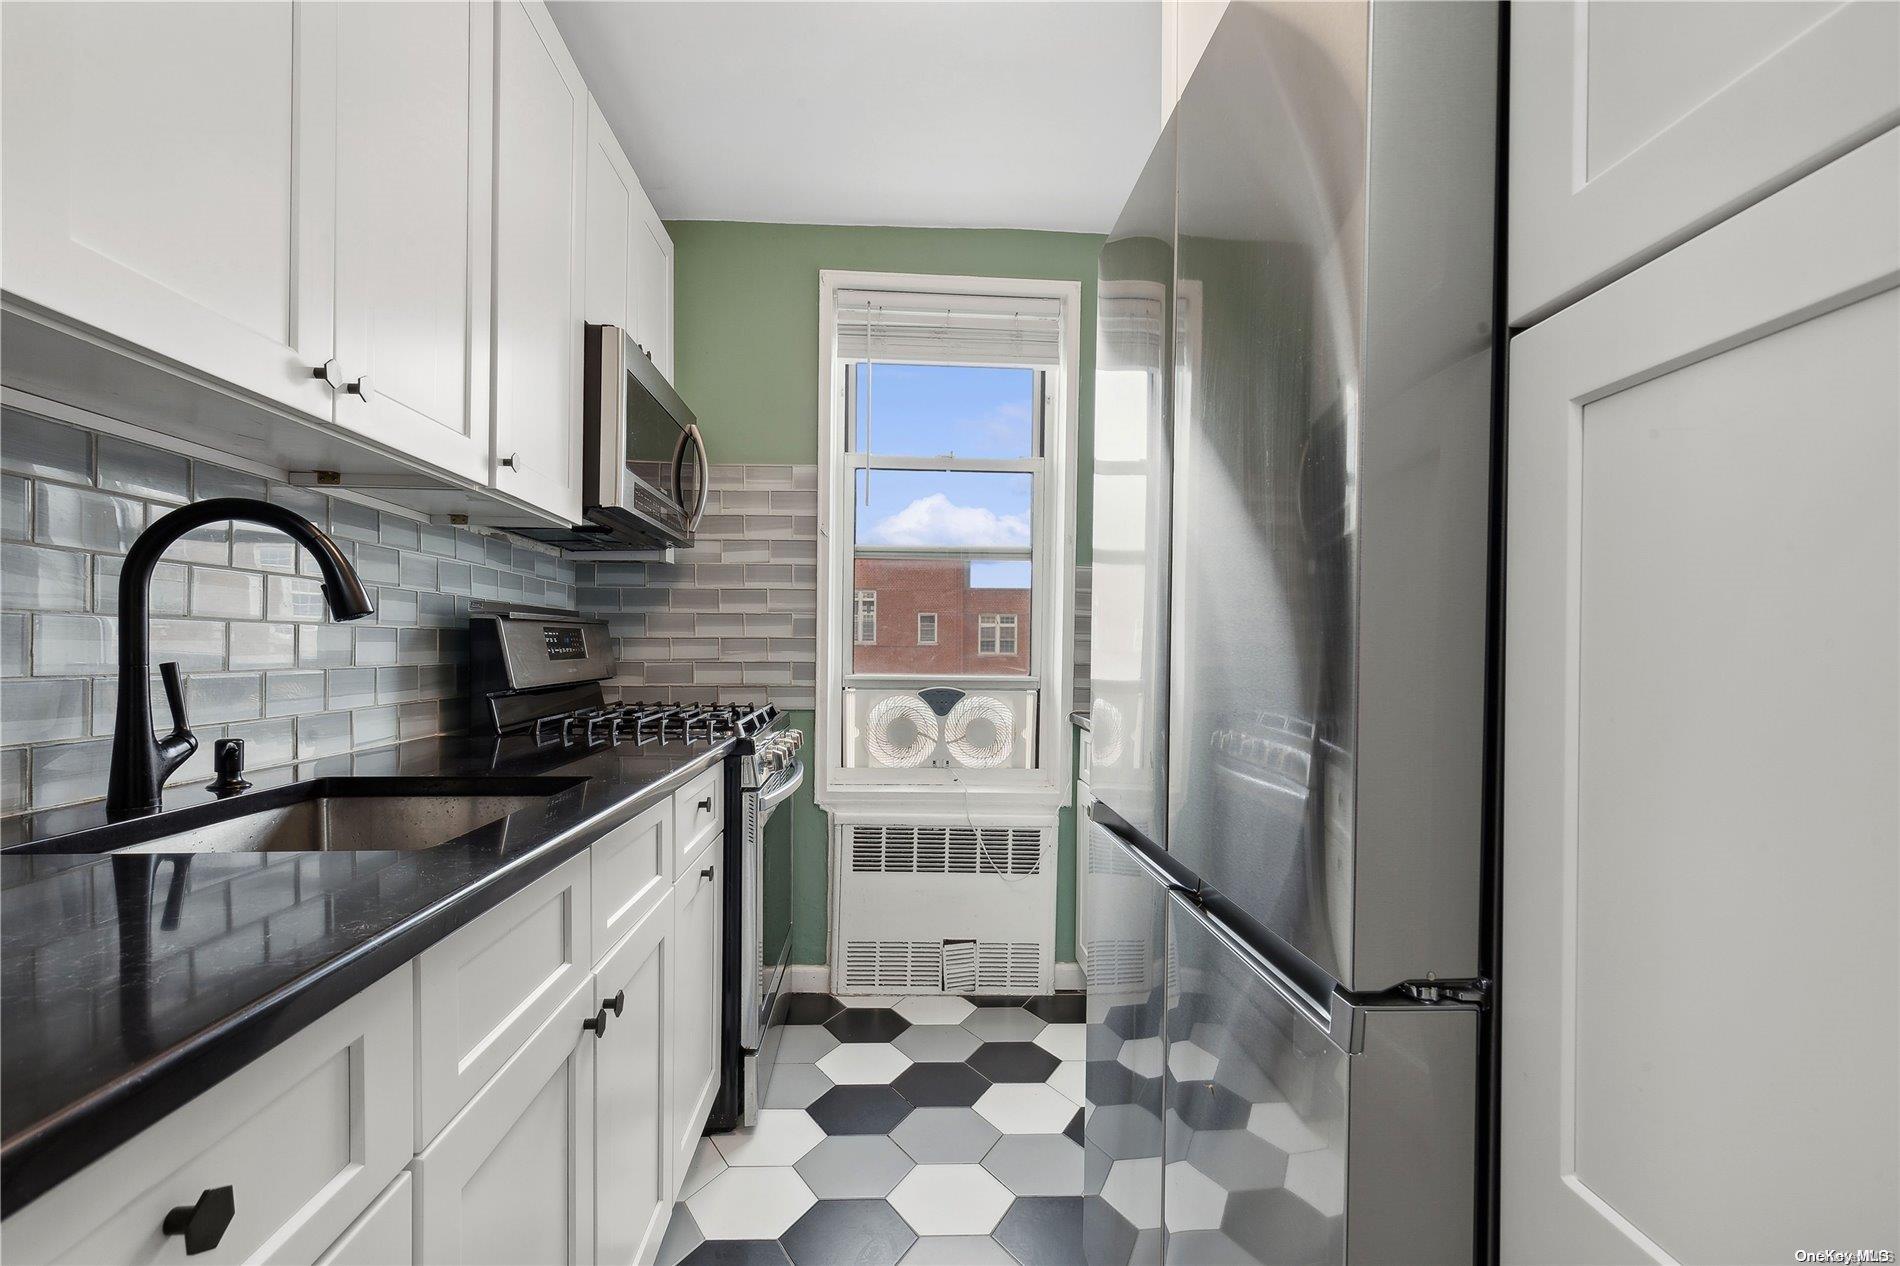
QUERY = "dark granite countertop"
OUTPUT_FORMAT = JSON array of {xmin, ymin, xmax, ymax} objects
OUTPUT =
[{"xmin": 0, "ymin": 732, "xmax": 732, "ymax": 1215}]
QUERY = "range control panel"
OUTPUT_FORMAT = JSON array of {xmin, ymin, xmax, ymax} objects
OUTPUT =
[{"xmin": 543, "ymin": 626, "xmax": 587, "ymax": 660}]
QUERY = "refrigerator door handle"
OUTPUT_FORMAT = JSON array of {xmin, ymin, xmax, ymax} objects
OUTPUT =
[{"xmin": 1183, "ymin": 895, "xmax": 1367, "ymax": 1055}]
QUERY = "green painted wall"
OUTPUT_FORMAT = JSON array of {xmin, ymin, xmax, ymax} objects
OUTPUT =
[{"xmin": 669, "ymin": 221, "xmax": 1101, "ymax": 966}]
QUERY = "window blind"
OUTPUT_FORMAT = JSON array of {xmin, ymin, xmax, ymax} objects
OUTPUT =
[{"xmin": 835, "ymin": 288, "xmax": 1064, "ymax": 368}]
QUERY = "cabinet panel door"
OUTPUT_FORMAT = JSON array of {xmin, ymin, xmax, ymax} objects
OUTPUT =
[
  {"xmin": 315, "ymin": 1174, "xmax": 413, "ymax": 1266},
  {"xmin": 595, "ymin": 896, "xmax": 675, "ymax": 1266},
  {"xmin": 1502, "ymin": 134, "xmax": 1899, "ymax": 1263},
  {"xmin": 630, "ymin": 202, "xmax": 674, "ymax": 383},
  {"xmin": 584, "ymin": 97, "xmax": 637, "ymax": 333},
  {"xmin": 492, "ymin": 0, "xmax": 586, "ymax": 523},
  {"xmin": 0, "ymin": 0, "xmax": 334, "ymax": 419},
  {"xmin": 332, "ymin": 1, "xmax": 493, "ymax": 484},
  {"xmin": 668, "ymin": 841, "xmax": 722, "ymax": 1182},
  {"xmin": 414, "ymin": 978, "xmax": 598, "ymax": 1266},
  {"xmin": 1509, "ymin": 0, "xmax": 1899, "ymax": 323}
]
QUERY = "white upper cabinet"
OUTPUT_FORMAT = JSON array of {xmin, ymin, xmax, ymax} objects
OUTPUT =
[
  {"xmin": 630, "ymin": 197, "xmax": 675, "ymax": 383},
  {"xmin": 491, "ymin": 0, "xmax": 587, "ymax": 524},
  {"xmin": 584, "ymin": 98, "xmax": 638, "ymax": 334},
  {"xmin": 0, "ymin": 1, "xmax": 335, "ymax": 420},
  {"xmin": 1509, "ymin": 0, "xmax": 1900, "ymax": 324},
  {"xmin": 330, "ymin": 1, "xmax": 495, "ymax": 486}
]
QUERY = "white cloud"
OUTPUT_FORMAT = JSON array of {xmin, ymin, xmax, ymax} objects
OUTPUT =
[{"xmin": 866, "ymin": 493, "xmax": 1030, "ymax": 548}]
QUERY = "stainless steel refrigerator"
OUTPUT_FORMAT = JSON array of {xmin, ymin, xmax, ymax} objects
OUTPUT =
[{"xmin": 1083, "ymin": 4, "xmax": 1501, "ymax": 1262}]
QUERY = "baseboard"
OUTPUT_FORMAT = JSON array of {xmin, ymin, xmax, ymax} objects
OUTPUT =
[
  {"xmin": 783, "ymin": 965, "xmax": 832, "ymax": 995},
  {"xmin": 1054, "ymin": 961, "xmax": 1085, "ymax": 992}
]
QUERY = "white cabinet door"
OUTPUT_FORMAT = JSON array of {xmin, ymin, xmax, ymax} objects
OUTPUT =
[
  {"xmin": 667, "ymin": 840, "xmax": 722, "ymax": 1183},
  {"xmin": 492, "ymin": 0, "xmax": 586, "ymax": 523},
  {"xmin": 315, "ymin": 1174, "xmax": 413, "ymax": 1266},
  {"xmin": 331, "ymin": 1, "xmax": 494, "ymax": 485},
  {"xmin": 629, "ymin": 200, "xmax": 675, "ymax": 383},
  {"xmin": 1502, "ymin": 133, "xmax": 1899, "ymax": 1264},
  {"xmin": 594, "ymin": 895, "xmax": 675, "ymax": 1266},
  {"xmin": 584, "ymin": 97, "xmax": 637, "ymax": 334},
  {"xmin": 414, "ymin": 977, "xmax": 598, "ymax": 1266},
  {"xmin": 1509, "ymin": 0, "xmax": 1900, "ymax": 324},
  {"xmin": 0, "ymin": 0, "xmax": 334, "ymax": 420}
]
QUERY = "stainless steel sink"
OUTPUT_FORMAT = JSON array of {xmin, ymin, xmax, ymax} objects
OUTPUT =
[{"xmin": 6, "ymin": 777, "xmax": 588, "ymax": 855}]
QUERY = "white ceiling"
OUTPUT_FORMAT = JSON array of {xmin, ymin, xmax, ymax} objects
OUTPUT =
[{"xmin": 548, "ymin": 1, "xmax": 1163, "ymax": 234}]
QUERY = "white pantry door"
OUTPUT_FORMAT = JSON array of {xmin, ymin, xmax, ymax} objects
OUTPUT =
[
  {"xmin": 1501, "ymin": 131, "xmax": 1900, "ymax": 1264},
  {"xmin": 331, "ymin": 1, "xmax": 494, "ymax": 485},
  {"xmin": 0, "ymin": 0, "xmax": 334, "ymax": 419}
]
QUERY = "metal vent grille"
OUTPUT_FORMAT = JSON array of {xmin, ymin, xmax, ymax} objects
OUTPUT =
[
  {"xmin": 1085, "ymin": 938, "xmax": 1151, "ymax": 989},
  {"xmin": 847, "ymin": 824, "xmax": 1043, "ymax": 876},
  {"xmin": 839, "ymin": 940, "xmax": 1044, "ymax": 994}
]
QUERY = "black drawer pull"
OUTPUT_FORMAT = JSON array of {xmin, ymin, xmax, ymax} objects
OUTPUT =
[
  {"xmin": 700, "ymin": 865, "xmax": 714, "ymax": 881},
  {"xmin": 697, "ymin": 796, "xmax": 713, "ymax": 813},
  {"xmin": 605, "ymin": 989, "xmax": 625, "ymax": 1017},
  {"xmin": 163, "ymin": 1186, "xmax": 235, "ymax": 1256},
  {"xmin": 582, "ymin": 1005, "xmax": 610, "ymax": 1036}
]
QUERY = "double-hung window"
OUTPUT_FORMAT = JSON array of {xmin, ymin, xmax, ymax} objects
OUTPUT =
[{"xmin": 818, "ymin": 273, "xmax": 1079, "ymax": 803}]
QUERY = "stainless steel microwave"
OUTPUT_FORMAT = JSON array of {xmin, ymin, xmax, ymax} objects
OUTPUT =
[{"xmin": 515, "ymin": 324, "xmax": 705, "ymax": 551}]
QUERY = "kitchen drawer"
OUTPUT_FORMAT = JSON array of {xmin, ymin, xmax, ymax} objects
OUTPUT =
[
  {"xmin": 672, "ymin": 763, "xmax": 724, "ymax": 872},
  {"xmin": 2, "ymin": 968, "xmax": 413, "ymax": 1266},
  {"xmin": 591, "ymin": 799, "xmax": 671, "ymax": 965},
  {"xmin": 315, "ymin": 1173, "xmax": 412, "ymax": 1266},
  {"xmin": 416, "ymin": 851, "xmax": 591, "ymax": 1147}
]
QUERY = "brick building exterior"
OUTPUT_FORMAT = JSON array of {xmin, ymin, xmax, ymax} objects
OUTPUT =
[{"xmin": 851, "ymin": 557, "xmax": 1032, "ymax": 675}]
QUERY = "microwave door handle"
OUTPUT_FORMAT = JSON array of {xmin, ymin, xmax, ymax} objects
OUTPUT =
[{"xmin": 681, "ymin": 423, "xmax": 710, "ymax": 531}]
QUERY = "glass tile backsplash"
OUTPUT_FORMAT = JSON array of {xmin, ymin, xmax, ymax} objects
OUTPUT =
[{"xmin": 0, "ymin": 407, "xmax": 577, "ymax": 811}]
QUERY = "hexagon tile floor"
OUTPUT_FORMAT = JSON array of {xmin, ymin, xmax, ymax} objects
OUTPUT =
[{"xmin": 660, "ymin": 992, "xmax": 1088, "ymax": 1266}]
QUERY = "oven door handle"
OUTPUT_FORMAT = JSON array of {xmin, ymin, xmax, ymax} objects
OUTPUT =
[{"xmin": 758, "ymin": 758, "xmax": 805, "ymax": 813}]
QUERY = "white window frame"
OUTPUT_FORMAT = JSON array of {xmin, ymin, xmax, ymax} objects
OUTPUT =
[
  {"xmin": 854, "ymin": 589, "xmax": 877, "ymax": 644},
  {"xmin": 917, "ymin": 612, "xmax": 938, "ymax": 645},
  {"xmin": 815, "ymin": 270, "xmax": 1080, "ymax": 813},
  {"xmin": 978, "ymin": 613, "xmax": 1018, "ymax": 656}
]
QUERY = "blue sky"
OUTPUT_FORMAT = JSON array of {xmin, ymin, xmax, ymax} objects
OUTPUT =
[{"xmin": 853, "ymin": 364, "xmax": 1035, "ymax": 589}]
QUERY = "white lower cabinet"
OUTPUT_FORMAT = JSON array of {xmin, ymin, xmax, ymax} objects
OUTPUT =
[
  {"xmin": 668, "ymin": 838, "xmax": 723, "ymax": 1184},
  {"xmin": 315, "ymin": 1174, "xmax": 413, "ymax": 1266},
  {"xmin": 413, "ymin": 977, "xmax": 598, "ymax": 1266},
  {"xmin": 2, "ymin": 968, "xmax": 414, "ymax": 1266},
  {"xmin": 594, "ymin": 895, "xmax": 676, "ymax": 1266}
]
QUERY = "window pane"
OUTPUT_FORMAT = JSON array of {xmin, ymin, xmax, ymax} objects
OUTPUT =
[
  {"xmin": 851, "ymin": 555, "xmax": 1033, "ymax": 676},
  {"xmin": 854, "ymin": 469, "xmax": 1032, "ymax": 550},
  {"xmin": 842, "ymin": 685, "xmax": 1039, "ymax": 771},
  {"xmin": 854, "ymin": 363, "xmax": 1037, "ymax": 459}
]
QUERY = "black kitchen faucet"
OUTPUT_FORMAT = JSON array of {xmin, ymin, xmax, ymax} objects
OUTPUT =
[{"xmin": 105, "ymin": 498, "xmax": 374, "ymax": 820}]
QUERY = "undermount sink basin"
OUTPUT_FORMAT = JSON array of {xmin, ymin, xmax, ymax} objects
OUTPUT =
[{"xmin": 11, "ymin": 777, "xmax": 588, "ymax": 855}]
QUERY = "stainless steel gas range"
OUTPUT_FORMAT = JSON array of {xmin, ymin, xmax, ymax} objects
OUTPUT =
[{"xmin": 467, "ymin": 601, "xmax": 804, "ymax": 1131}]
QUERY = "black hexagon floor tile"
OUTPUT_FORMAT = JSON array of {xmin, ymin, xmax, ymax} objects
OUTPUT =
[
  {"xmin": 991, "ymin": 1196, "xmax": 1084, "ymax": 1266},
  {"xmin": 806, "ymin": 1084, "xmax": 914, "ymax": 1135},
  {"xmin": 892, "ymin": 1060, "xmax": 992, "ymax": 1108},
  {"xmin": 780, "ymin": 993, "xmax": 844, "ymax": 1025},
  {"xmin": 963, "ymin": 995, "xmax": 1033, "ymax": 1008},
  {"xmin": 780, "ymin": 1200, "xmax": 917, "ymax": 1266},
  {"xmin": 1063, "ymin": 1108, "xmax": 1084, "ymax": 1145},
  {"xmin": 825, "ymin": 1008, "xmax": 911, "ymax": 1043},
  {"xmin": 1023, "ymin": 993, "xmax": 1085, "ymax": 1024},
  {"xmin": 679, "ymin": 1240, "xmax": 792, "ymax": 1266},
  {"xmin": 1080, "ymin": 1195, "xmax": 1138, "ymax": 1266},
  {"xmin": 968, "ymin": 1042, "xmax": 1061, "ymax": 1084}
]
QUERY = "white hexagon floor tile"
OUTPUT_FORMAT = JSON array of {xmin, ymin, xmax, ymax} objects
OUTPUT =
[
  {"xmin": 888, "ymin": 1164, "xmax": 1015, "ymax": 1236},
  {"xmin": 710, "ymin": 1108, "xmax": 825, "ymax": 1167},
  {"xmin": 1283, "ymin": 1146, "xmax": 1347, "ymax": 1217},
  {"xmin": 684, "ymin": 1165, "xmax": 818, "ymax": 1239},
  {"xmin": 816, "ymin": 1040, "xmax": 912, "ymax": 1085},
  {"xmin": 1115, "ymin": 1036, "xmax": 1166, "ymax": 1077},
  {"xmin": 1100, "ymin": 1156, "xmax": 1163, "ymax": 1229},
  {"xmin": 679, "ymin": 1138, "xmax": 727, "ymax": 1199},
  {"xmin": 1247, "ymin": 1101, "xmax": 1329, "ymax": 1154},
  {"xmin": 894, "ymin": 995, "xmax": 975, "ymax": 1026},
  {"xmin": 1163, "ymin": 1160, "xmax": 1230, "ymax": 1232},
  {"xmin": 972, "ymin": 1083, "xmax": 1077, "ymax": 1134},
  {"xmin": 1046, "ymin": 1059, "xmax": 1084, "ymax": 1105},
  {"xmin": 1031, "ymin": 1023, "xmax": 1084, "ymax": 1061},
  {"xmin": 899, "ymin": 1236, "xmax": 1016, "ymax": 1265},
  {"xmin": 1167, "ymin": 1039, "xmax": 1220, "ymax": 1081}
]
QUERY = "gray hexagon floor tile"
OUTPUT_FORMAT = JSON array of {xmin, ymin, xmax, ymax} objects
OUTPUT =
[
  {"xmin": 893, "ymin": 1024, "xmax": 982, "ymax": 1063},
  {"xmin": 794, "ymin": 1135, "xmax": 917, "ymax": 1199},
  {"xmin": 764, "ymin": 1063, "xmax": 835, "ymax": 1110},
  {"xmin": 961, "ymin": 1008, "xmax": 1047, "ymax": 1042},
  {"xmin": 891, "ymin": 1106, "xmax": 1002, "ymax": 1163},
  {"xmin": 1184, "ymin": 1126, "xmax": 1288, "ymax": 1194},
  {"xmin": 981, "ymin": 1134, "xmax": 1084, "ymax": 1197},
  {"xmin": 899, "ymin": 1236, "xmax": 1017, "ymax": 1265},
  {"xmin": 776, "ymin": 1024, "xmax": 841, "ymax": 1063}
]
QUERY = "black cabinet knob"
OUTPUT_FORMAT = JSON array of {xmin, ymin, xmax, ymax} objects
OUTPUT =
[
  {"xmin": 163, "ymin": 1186, "xmax": 235, "ymax": 1256},
  {"xmin": 697, "ymin": 796, "xmax": 713, "ymax": 813},
  {"xmin": 605, "ymin": 989, "xmax": 625, "ymax": 1017},
  {"xmin": 700, "ymin": 865, "xmax": 715, "ymax": 881},
  {"xmin": 582, "ymin": 1005, "xmax": 610, "ymax": 1036}
]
